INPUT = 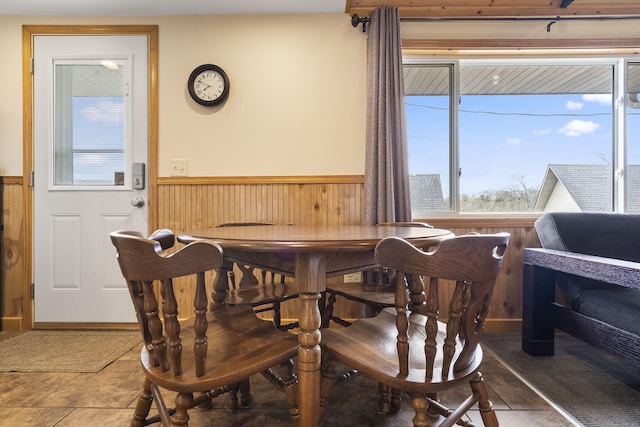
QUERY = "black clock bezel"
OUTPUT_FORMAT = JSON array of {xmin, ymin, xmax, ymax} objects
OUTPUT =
[{"xmin": 187, "ymin": 64, "xmax": 230, "ymax": 107}]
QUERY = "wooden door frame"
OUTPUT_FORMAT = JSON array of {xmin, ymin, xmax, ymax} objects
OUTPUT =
[{"xmin": 22, "ymin": 25, "xmax": 159, "ymax": 330}]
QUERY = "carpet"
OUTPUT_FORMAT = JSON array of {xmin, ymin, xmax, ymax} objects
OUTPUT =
[
  {"xmin": 0, "ymin": 330, "xmax": 142, "ymax": 373},
  {"xmin": 482, "ymin": 332, "xmax": 640, "ymax": 427}
]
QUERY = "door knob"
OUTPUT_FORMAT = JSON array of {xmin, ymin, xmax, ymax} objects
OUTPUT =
[{"xmin": 131, "ymin": 196, "xmax": 145, "ymax": 207}]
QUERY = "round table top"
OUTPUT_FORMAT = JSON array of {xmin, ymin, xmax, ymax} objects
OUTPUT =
[{"xmin": 180, "ymin": 224, "xmax": 453, "ymax": 252}]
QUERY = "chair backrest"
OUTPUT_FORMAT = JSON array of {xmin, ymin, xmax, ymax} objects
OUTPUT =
[
  {"xmin": 148, "ymin": 228, "xmax": 176, "ymax": 251},
  {"xmin": 374, "ymin": 232, "xmax": 509, "ymax": 380},
  {"xmin": 376, "ymin": 221, "xmax": 433, "ymax": 228},
  {"xmin": 216, "ymin": 222, "xmax": 287, "ymax": 288},
  {"xmin": 217, "ymin": 222, "xmax": 275, "ymax": 227},
  {"xmin": 364, "ymin": 222, "xmax": 436, "ymax": 285},
  {"xmin": 110, "ymin": 230, "xmax": 224, "ymax": 377}
]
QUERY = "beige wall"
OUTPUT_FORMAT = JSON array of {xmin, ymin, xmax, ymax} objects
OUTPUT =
[
  {"xmin": 1, "ymin": 14, "xmax": 639, "ymax": 178},
  {"xmin": 401, "ymin": 18, "xmax": 640, "ymax": 39},
  {"xmin": 0, "ymin": 14, "xmax": 368, "ymax": 177},
  {"xmin": 0, "ymin": 17, "xmax": 24, "ymax": 177}
]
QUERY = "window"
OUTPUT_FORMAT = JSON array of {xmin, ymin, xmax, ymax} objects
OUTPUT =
[{"xmin": 405, "ymin": 57, "xmax": 640, "ymax": 215}]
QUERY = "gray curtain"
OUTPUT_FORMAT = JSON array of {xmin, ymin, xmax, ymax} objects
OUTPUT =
[{"xmin": 363, "ymin": 5, "xmax": 412, "ymax": 225}]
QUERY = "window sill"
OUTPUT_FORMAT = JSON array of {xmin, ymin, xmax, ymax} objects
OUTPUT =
[{"xmin": 413, "ymin": 214, "xmax": 539, "ymax": 228}]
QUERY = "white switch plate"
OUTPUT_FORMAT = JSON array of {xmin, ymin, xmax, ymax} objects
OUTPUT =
[
  {"xmin": 170, "ymin": 159, "xmax": 188, "ymax": 176},
  {"xmin": 343, "ymin": 272, "xmax": 362, "ymax": 283}
]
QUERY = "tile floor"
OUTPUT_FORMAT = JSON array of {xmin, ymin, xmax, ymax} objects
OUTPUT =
[{"xmin": 0, "ymin": 331, "xmax": 578, "ymax": 426}]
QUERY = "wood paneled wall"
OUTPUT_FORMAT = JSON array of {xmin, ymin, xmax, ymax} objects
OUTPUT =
[
  {"xmin": 155, "ymin": 178, "xmax": 367, "ymax": 325},
  {"xmin": 155, "ymin": 179, "xmax": 540, "ymax": 331},
  {"xmin": 156, "ymin": 177, "xmax": 365, "ymax": 231},
  {"xmin": 0, "ymin": 177, "xmax": 25, "ymax": 330},
  {"xmin": 1, "ymin": 177, "xmax": 540, "ymax": 331}
]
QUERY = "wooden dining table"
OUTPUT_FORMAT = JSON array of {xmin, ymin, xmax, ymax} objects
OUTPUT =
[{"xmin": 179, "ymin": 224, "xmax": 453, "ymax": 426}]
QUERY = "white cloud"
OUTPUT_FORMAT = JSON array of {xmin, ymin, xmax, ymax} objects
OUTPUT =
[
  {"xmin": 81, "ymin": 100, "xmax": 124, "ymax": 124},
  {"xmin": 82, "ymin": 107, "xmax": 101, "ymax": 121},
  {"xmin": 533, "ymin": 128, "xmax": 552, "ymax": 136},
  {"xmin": 582, "ymin": 94, "xmax": 612, "ymax": 105},
  {"xmin": 566, "ymin": 100, "xmax": 584, "ymax": 110},
  {"xmin": 506, "ymin": 138, "xmax": 521, "ymax": 146},
  {"xmin": 557, "ymin": 119, "xmax": 600, "ymax": 137}
]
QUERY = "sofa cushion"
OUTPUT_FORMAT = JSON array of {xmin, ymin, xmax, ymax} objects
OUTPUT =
[{"xmin": 574, "ymin": 287, "xmax": 640, "ymax": 337}]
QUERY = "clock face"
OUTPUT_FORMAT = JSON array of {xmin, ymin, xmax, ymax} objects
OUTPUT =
[
  {"xmin": 194, "ymin": 71, "xmax": 224, "ymax": 102},
  {"xmin": 188, "ymin": 64, "xmax": 229, "ymax": 106}
]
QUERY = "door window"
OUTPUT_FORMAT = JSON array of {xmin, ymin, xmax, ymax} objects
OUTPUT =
[{"xmin": 53, "ymin": 60, "xmax": 129, "ymax": 187}]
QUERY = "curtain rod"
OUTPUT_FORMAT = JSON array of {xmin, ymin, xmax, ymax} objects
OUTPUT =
[
  {"xmin": 401, "ymin": 15, "xmax": 640, "ymax": 23},
  {"xmin": 351, "ymin": 13, "xmax": 640, "ymax": 33}
]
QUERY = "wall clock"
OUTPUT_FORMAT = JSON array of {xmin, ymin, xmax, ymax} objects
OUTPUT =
[{"xmin": 187, "ymin": 64, "xmax": 230, "ymax": 106}]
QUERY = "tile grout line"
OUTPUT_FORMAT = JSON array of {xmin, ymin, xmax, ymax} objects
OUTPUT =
[{"xmin": 481, "ymin": 344, "xmax": 584, "ymax": 427}]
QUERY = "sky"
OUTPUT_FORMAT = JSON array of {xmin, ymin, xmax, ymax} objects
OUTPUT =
[
  {"xmin": 406, "ymin": 92, "xmax": 640, "ymax": 196},
  {"xmin": 69, "ymin": 96, "xmax": 125, "ymax": 185}
]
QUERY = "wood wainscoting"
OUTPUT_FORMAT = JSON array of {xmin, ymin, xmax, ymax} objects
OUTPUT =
[
  {"xmin": 157, "ymin": 177, "xmax": 540, "ymax": 332},
  {"xmin": 0, "ymin": 177, "xmax": 25, "ymax": 331},
  {"xmin": 155, "ymin": 176, "xmax": 367, "ymax": 329},
  {"xmin": 156, "ymin": 176, "xmax": 366, "ymax": 230},
  {"xmin": 1, "ymin": 175, "xmax": 539, "ymax": 332}
]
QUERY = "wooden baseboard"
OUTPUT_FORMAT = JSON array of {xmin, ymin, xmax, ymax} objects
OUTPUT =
[
  {"xmin": 33, "ymin": 322, "xmax": 139, "ymax": 330},
  {"xmin": 484, "ymin": 319, "xmax": 522, "ymax": 333},
  {"xmin": 1, "ymin": 317, "xmax": 24, "ymax": 331}
]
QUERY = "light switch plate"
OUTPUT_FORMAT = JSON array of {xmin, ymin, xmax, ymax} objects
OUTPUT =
[
  {"xmin": 170, "ymin": 159, "xmax": 188, "ymax": 176},
  {"xmin": 344, "ymin": 272, "xmax": 362, "ymax": 283}
]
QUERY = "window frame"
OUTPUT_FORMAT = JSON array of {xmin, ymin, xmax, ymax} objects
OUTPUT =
[
  {"xmin": 403, "ymin": 43, "xmax": 640, "ymax": 218},
  {"xmin": 51, "ymin": 58, "xmax": 132, "ymax": 190}
]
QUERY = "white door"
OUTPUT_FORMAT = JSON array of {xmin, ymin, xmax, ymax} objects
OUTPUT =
[{"xmin": 33, "ymin": 35, "xmax": 149, "ymax": 323}]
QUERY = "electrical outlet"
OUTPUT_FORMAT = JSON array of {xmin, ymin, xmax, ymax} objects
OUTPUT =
[
  {"xmin": 170, "ymin": 159, "xmax": 188, "ymax": 176},
  {"xmin": 343, "ymin": 272, "xmax": 362, "ymax": 283}
]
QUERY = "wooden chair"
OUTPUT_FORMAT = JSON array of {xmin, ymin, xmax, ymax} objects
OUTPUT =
[
  {"xmin": 110, "ymin": 230, "xmax": 300, "ymax": 427},
  {"xmin": 179, "ymin": 223, "xmax": 299, "ymax": 330},
  {"xmin": 320, "ymin": 232, "xmax": 510, "ymax": 426},
  {"xmin": 321, "ymin": 222, "xmax": 443, "ymax": 328}
]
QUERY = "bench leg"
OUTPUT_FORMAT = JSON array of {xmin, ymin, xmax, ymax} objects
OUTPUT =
[{"xmin": 522, "ymin": 263, "xmax": 556, "ymax": 356}]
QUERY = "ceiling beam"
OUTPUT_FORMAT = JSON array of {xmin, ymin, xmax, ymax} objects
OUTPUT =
[{"xmin": 347, "ymin": 1, "xmax": 640, "ymax": 18}]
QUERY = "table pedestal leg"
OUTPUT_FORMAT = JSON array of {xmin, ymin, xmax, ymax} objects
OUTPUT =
[
  {"xmin": 298, "ymin": 292, "xmax": 321, "ymax": 426},
  {"xmin": 296, "ymin": 253, "xmax": 325, "ymax": 427}
]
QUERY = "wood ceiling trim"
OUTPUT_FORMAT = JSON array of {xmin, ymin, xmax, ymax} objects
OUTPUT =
[{"xmin": 347, "ymin": 1, "xmax": 640, "ymax": 19}]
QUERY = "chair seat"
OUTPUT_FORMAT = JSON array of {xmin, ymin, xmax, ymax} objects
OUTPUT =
[
  {"xmin": 325, "ymin": 283, "xmax": 395, "ymax": 307},
  {"xmin": 141, "ymin": 305, "xmax": 299, "ymax": 393},
  {"xmin": 227, "ymin": 283, "xmax": 298, "ymax": 307},
  {"xmin": 322, "ymin": 308, "xmax": 482, "ymax": 394}
]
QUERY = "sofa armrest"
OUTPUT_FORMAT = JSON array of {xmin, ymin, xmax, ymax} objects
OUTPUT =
[
  {"xmin": 524, "ymin": 248, "xmax": 640, "ymax": 291},
  {"xmin": 523, "ymin": 247, "xmax": 640, "ymax": 355}
]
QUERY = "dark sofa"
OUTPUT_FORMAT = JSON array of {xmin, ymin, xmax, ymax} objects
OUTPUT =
[{"xmin": 522, "ymin": 212, "xmax": 640, "ymax": 369}]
